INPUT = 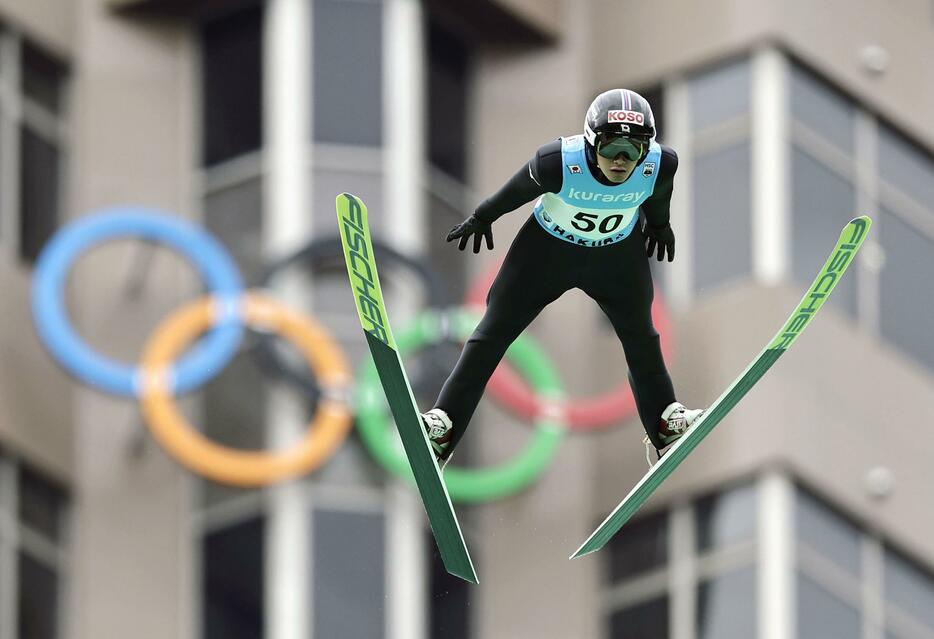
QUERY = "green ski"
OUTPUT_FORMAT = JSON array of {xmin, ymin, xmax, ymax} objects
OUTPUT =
[
  {"xmin": 336, "ymin": 193, "xmax": 478, "ymax": 584},
  {"xmin": 572, "ymin": 215, "xmax": 872, "ymax": 559}
]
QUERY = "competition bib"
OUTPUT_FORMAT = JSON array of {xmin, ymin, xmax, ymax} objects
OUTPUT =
[{"xmin": 533, "ymin": 135, "xmax": 661, "ymax": 248}]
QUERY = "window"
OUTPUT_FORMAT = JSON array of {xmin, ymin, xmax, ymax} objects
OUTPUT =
[
  {"xmin": 795, "ymin": 486, "xmax": 861, "ymax": 577},
  {"xmin": 797, "ymin": 572, "xmax": 862, "ymax": 639},
  {"xmin": 695, "ymin": 482, "xmax": 757, "ymax": 552},
  {"xmin": 429, "ymin": 532, "xmax": 473, "ymax": 639},
  {"xmin": 697, "ymin": 566, "xmax": 757, "ymax": 639},
  {"xmin": 203, "ymin": 518, "xmax": 265, "ymax": 639},
  {"xmin": 692, "ymin": 142, "xmax": 752, "ymax": 292},
  {"xmin": 790, "ymin": 63, "xmax": 855, "ymax": 154},
  {"xmin": 200, "ymin": 5, "xmax": 263, "ymax": 167},
  {"xmin": 0, "ymin": 31, "xmax": 67, "ymax": 264},
  {"xmin": 878, "ymin": 207, "xmax": 934, "ymax": 371},
  {"xmin": 312, "ymin": 0, "xmax": 383, "ymax": 146},
  {"xmin": 790, "ymin": 146, "xmax": 858, "ymax": 319},
  {"xmin": 689, "ymin": 58, "xmax": 750, "ymax": 132},
  {"xmin": 607, "ymin": 509, "xmax": 668, "ymax": 582},
  {"xmin": 603, "ymin": 482, "xmax": 758, "ymax": 639},
  {"xmin": 885, "ymin": 546, "xmax": 934, "ymax": 633},
  {"xmin": 0, "ymin": 455, "xmax": 69, "ymax": 639},
  {"xmin": 608, "ymin": 595, "xmax": 669, "ymax": 639},
  {"xmin": 878, "ymin": 125, "xmax": 934, "ymax": 211},
  {"xmin": 312, "ymin": 509, "xmax": 386, "ymax": 639}
]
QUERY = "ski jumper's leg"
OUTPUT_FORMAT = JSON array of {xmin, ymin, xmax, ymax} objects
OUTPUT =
[
  {"xmin": 580, "ymin": 226, "xmax": 676, "ymax": 449},
  {"xmin": 435, "ymin": 218, "xmax": 575, "ymax": 453}
]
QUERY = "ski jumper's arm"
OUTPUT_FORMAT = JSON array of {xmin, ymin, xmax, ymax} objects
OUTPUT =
[
  {"xmin": 639, "ymin": 145, "xmax": 679, "ymax": 228},
  {"xmin": 474, "ymin": 140, "xmax": 563, "ymax": 223}
]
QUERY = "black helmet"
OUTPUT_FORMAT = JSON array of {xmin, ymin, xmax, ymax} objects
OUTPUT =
[{"xmin": 583, "ymin": 89, "xmax": 656, "ymax": 160}]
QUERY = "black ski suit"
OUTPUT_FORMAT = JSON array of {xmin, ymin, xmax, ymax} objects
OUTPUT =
[{"xmin": 434, "ymin": 138, "xmax": 680, "ymax": 452}]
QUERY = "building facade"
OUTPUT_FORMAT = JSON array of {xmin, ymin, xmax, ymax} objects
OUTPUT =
[{"xmin": 0, "ymin": 0, "xmax": 932, "ymax": 638}]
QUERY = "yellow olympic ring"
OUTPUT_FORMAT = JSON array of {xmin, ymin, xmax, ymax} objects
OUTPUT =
[{"xmin": 139, "ymin": 292, "xmax": 353, "ymax": 486}]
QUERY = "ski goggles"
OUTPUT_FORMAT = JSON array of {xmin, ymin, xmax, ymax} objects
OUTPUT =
[{"xmin": 596, "ymin": 135, "xmax": 647, "ymax": 161}]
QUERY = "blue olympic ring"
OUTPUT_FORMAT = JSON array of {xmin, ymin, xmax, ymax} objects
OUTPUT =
[{"xmin": 31, "ymin": 209, "xmax": 244, "ymax": 397}]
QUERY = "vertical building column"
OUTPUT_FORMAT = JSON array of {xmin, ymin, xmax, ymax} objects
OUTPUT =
[
  {"xmin": 669, "ymin": 501, "xmax": 696, "ymax": 639},
  {"xmin": 751, "ymin": 47, "xmax": 790, "ymax": 285},
  {"xmin": 383, "ymin": 1, "xmax": 428, "ymax": 638},
  {"xmin": 262, "ymin": 1, "xmax": 313, "ymax": 639},
  {"xmin": 758, "ymin": 471, "xmax": 794, "ymax": 639},
  {"xmin": 664, "ymin": 77, "xmax": 693, "ymax": 310}
]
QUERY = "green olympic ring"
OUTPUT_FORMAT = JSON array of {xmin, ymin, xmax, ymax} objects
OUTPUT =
[{"xmin": 355, "ymin": 308, "xmax": 567, "ymax": 503}]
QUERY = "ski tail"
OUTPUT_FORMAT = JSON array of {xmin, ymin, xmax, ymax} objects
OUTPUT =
[
  {"xmin": 571, "ymin": 215, "xmax": 872, "ymax": 559},
  {"xmin": 336, "ymin": 192, "xmax": 478, "ymax": 584}
]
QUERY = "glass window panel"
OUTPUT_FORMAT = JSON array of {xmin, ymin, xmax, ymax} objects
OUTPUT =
[
  {"xmin": 429, "ymin": 531, "xmax": 472, "ymax": 639},
  {"xmin": 312, "ymin": 167, "xmax": 384, "ymax": 237},
  {"xmin": 697, "ymin": 566, "xmax": 757, "ymax": 639},
  {"xmin": 606, "ymin": 510, "xmax": 668, "ymax": 582},
  {"xmin": 878, "ymin": 208, "xmax": 934, "ymax": 372},
  {"xmin": 200, "ymin": 6, "xmax": 263, "ymax": 166},
  {"xmin": 608, "ymin": 596, "xmax": 669, "ymax": 639},
  {"xmin": 18, "ymin": 552, "xmax": 58, "ymax": 639},
  {"xmin": 18, "ymin": 466, "xmax": 65, "ymax": 543},
  {"xmin": 885, "ymin": 547, "xmax": 934, "ymax": 631},
  {"xmin": 689, "ymin": 58, "xmax": 750, "ymax": 132},
  {"xmin": 312, "ymin": 0, "xmax": 383, "ymax": 145},
  {"xmin": 19, "ymin": 125, "xmax": 59, "ymax": 264},
  {"xmin": 797, "ymin": 572, "xmax": 861, "ymax": 639},
  {"xmin": 791, "ymin": 146, "xmax": 858, "ymax": 319},
  {"xmin": 204, "ymin": 177, "xmax": 263, "ymax": 284},
  {"xmin": 203, "ymin": 518, "xmax": 265, "ymax": 639},
  {"xmin": 21, "ymin": 40, "xmax": 65, "ymax": 115},
  {"xmin": 692, "ymin": 142, "xmax": 752, "ymax": 294},
  {"xmin": 878, "ymin": 125, "xmax": 934, "ymax": 209},
  {"xmin": 313, "ymin": 508, "xmax": 385, "ymax": 639},
  {"xmin": 428, "ymin": 20, "xmax": 470, "ymax": 180},
  {"xmin": 695, "ymin": 483, "xmax": 756, "ymax": 553},
  {"xmin": 795, "ymin": 487, "xmax": 861, "ymax": 577},
  {"xmin": 790, "ymin": 64, "xmax": 855, "ymax": 154}
]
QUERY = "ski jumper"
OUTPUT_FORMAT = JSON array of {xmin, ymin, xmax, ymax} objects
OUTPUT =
[{"xmin": 435, "ymin": 135, "xmax": 679, "ymax": 451}]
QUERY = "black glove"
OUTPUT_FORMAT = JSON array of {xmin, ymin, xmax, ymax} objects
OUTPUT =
[
  {"xmin": 644, "ymin": 222, "xmax": 675, "ymax": 262},
  {"xmin": 446, "ymin": 214, "xmax": 494, "ymax": 253}
]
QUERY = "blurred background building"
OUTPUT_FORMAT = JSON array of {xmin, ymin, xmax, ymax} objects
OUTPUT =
[{"xmin": 1, "ymin": 0, "xmax": 933, "ymax": 638}]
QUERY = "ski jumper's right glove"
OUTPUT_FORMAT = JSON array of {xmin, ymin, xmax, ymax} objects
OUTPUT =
[
  {"xmin": 447, "ymin": 214, "xmax": 494, "ymax": 253},
  {"xmin": 644, "ymin": 222, "xmax": 675, "ymax": 262}
]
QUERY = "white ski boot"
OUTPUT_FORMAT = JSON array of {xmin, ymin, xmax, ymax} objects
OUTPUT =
[
  {"xmin": 421, "ymin": 408, "xmax": 455, "ymax": 469},
  {"xmin": 644, "ymin": 401, "xmax": 705, "ymax": 467}
]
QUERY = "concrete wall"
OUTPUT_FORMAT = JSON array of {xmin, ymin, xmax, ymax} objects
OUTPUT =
[
  {"xmin": 67, "ymin": 1, "xmax": 197, "ymax": 637},
  {"xmin": 0, "ymin": 0, "xmax": 74, "ymax": 56},
  {"xmin": 592, "ymin": 0, "xmax": 934, "ymax": 150},
  {"xmin": 0, "ymin": 0, "xmax": 76, "ymax": 483},
  {"xmin": 593, "ymin": 281, "xmax": 934, "ymax": 569}
]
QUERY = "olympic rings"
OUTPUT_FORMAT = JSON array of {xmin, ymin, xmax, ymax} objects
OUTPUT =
[
  {"xmin": 355, "ymin": 309, "xmax": 567, "ymax": 503},
  {"xmin": 31, "ymin": 209, "xmax": 615, "ymax": 496},
  {"xmin": 253, "ymin": 237, "xmax": 449, "ymax": 403},
  {"xmin": 465, "ymin": 259, "xmax": 675, "ymax": 431},
  {"xmin": 31, "ymin": 209, "xmax": 243, "ymax": 397},
  {"xmin": 139, "ymin": 292, "xmax": 352, "ymax": 486}
]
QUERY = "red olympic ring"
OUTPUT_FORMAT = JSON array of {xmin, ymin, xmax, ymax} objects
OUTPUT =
[{"xmin": 465, "ymin": 259, "xmax": 675, "ymax": 431}]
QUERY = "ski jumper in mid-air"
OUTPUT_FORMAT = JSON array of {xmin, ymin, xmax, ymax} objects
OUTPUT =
[{"xmin": 420, "ymin": 88, "xmax": 704, "ymax": 467}]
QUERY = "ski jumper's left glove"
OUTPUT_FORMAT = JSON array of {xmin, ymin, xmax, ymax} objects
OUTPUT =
[
  {"xmin": 447, "ymin": 214, "xmax": 494, "ymax": 253},
  {"xmin": 644, "ymin": 222, "xmax": 675, "ymax": 262}
]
